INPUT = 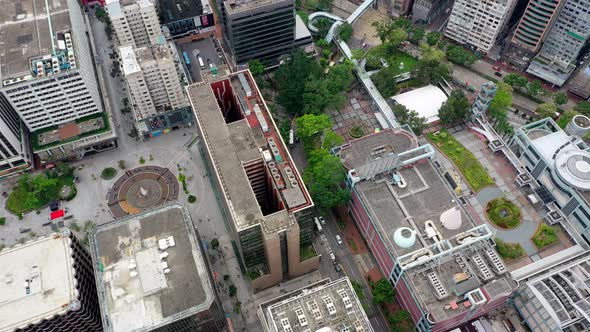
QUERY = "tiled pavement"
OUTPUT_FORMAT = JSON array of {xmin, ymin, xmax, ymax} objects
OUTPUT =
[{"xmin": 330, "ymin": 88, "xmax": 382, "ymax": 140}]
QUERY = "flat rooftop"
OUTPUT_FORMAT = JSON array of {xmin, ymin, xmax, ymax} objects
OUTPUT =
[
  {"xmin": 91, "ymin": 203, "xmax": 215, "ymax": 332},
  {"xmin": 157, "ymin": 0, "xmax": 203, "ymax": 23},
  {"xmin": 187, "ymin": 70, "xmax": 312, "ymax": 232},
  {"xmin": 0, "ymin": 0, "xmax": 76, "ymax": 82},
  {"xmin": 223, "ymin": 0, "xmax": 292, "ymax": 15},
  {"xmin": 0, "ymin": 231, "xmax": 77, "ymax": 332},
  {"xmin": 259, "ymin": 278, "xmax": 374, "ymax": 332},
  {"xmin": 391, "ymin": 85, "xmax": 448, "ymax": 124}
]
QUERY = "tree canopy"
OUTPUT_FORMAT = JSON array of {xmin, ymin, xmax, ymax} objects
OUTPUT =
[
  {"xmin": 372, "ymin": 20, "xmax": 408, "ymax": 51},
  {"xmin": 488, "ymin": 82, "xmax": 514, "ymax": 137},
  {"xmin": 413, "ymin": 58, "xmax": 450, "ymax": 85},
  {"xmin": 574, "ymin": 101, "xmax": 590, "ymax": 117},
  {"xmin": 535, "ymin": 102, "xmax": 558, "ymax": 119},
  {"xmin": 304, "ymin": 149, "xmax": 351, "ymax": 210},
  {"xmin": 425, "ymin": 31, "xmax": 441, "ymax": 46},
  {"xmin": 419, "ymin": 44, "xmax": 445, "ymax": 62},
  {"xmin": 296, "ymin": 114, "xmax": 332, "ymax": 147},
  {"xmin": 438, "ymin": 90, "xmax": 470, "ymax": 126},
  {"xmin": 527, "ymin": 80, "xmax": 544, "ymax": 97},
  {"xmin": 371, "ymin": 278, "xmax": 395, "ymax": 305},
  {"xmin": 371, "ymin": 66, "xmax": 398, "ymax": 98},
  {"xmin": 445, "ymin": 45, "xmax": 477, "ymax": 67},
  {"xmin": 409, "ymin": 27, "xmax": 425, "ymax": 45},
  {"xmin": 503, "ymin": 73, "xmax": 528, "ymax": 89},
  {"xmin": 335, "ymin": 23, "xmax": 353, "ymax": 42},
  {"xmin": 557, "ymin": 110, "xmax": 580, "ymax": 128},
  {"xmin": 393, "ymin": 104, "xmax": 426, "ymax": 135},
  {"xmin": 248, "ymin": 59, "xmax": 265, "ymax": 76},
  {"xmin": 275, "ymin": 51, "xmax": 322, "ymax": 115},
  {"xmin": 388, "ymin": 310, "xmax": 414, "ymax": 332},
  {"xmin": 553, "ymin": 92, "xmax": 568, "ymax": 106}
]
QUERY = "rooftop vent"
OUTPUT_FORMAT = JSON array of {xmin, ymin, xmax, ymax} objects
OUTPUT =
[
  {"xmin": 428, "ymin": 271, "xmax": 449, "ymax": 300},
  {"xmin": 323, "ymin": 295, "xmax": 337, "ymax": 316},
  {"xmin": 472, "ymin": 253, "xmax": 493, "ymax": 281},
  {"xmin": 393, "ymin": 227, "xmax": 416, "ymax": 248}
]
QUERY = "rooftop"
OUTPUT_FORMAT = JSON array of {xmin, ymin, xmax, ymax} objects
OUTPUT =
[
  {"xmin": 259, "ymin": 278, "xmax": 374, "ymax": 332},
  {"xmin": 157, "ymin": 0, "xmax": 203, "ymax": 23},
  {"xmin": 31, "ymin": 112, "xmax": 110, "ymax": 151},
  {"xmin": 340, "ymin": 129, "xmax": 516, "ymax": 324},
  {"xmin": 0, "ymin": 0, "xmax": 79, "ymax": 85},
  {"xmin": 120, "ymin": 44, "xmax": 174, "ymax": 76},
  {"xmin": 91, "ymin": 203, "xmax": 215, "ymax": 332},
  {"xmin": 187, "ymin": 70, "xmax": 312, "ymax": 232},
  {"xmin": 391, "ymin": 85, "xmax": 448, "ymax": 124},
  {"xmin": 223, "ymin": 0, "xmax": 293, "ymax": 15},
  {"xmin": 0, "ymin": 230, "xmax": 78, "ymax": 332}
]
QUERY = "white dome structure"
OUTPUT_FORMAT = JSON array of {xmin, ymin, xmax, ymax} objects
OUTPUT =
[
  {"xmin": 440, "ymin": 207, "xmax": 462, "ymax": 230},
  {"xmin": 393, "ymin": 227, "xmax": 417, "ymax": 248},
  {"xmin": 555, "ymin": 149, "xmax": 590, "ymax": 191}
]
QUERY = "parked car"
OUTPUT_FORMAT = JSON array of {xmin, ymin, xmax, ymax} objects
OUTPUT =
[
  {"xmin": 319, "ymin": 216, "xmax": 325, "ymax": 225},
  {"xmin": 494, "ymin": 71, "xmax": 503, "ymax": 77},
  {"xmin": 328, "ymin": 250, "xmax": 336, "ymax": 261},
  {"xmin": 492, "ymin": 65, "xmax": 501, "ymax": 71},
  {"xmin": 336, "ymin": 235, "xmax": 343, "ymax": 245}
]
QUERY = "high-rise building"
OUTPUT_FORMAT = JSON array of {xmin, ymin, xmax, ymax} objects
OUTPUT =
[
  {"xmin": 188, "ymin": 70, "xmax": 319, "ymax": 291},
  {"xmin": 504, "ymin": 0, "xmax": 565, "ymax": 69},
  {"xmin": 0, "ymin": 0, "xmax": 117, "ymax": 168},
  {"xmin": 339, "ymin": 128, "xmax": 517, "ymax": 331},
  {"xmin": 392, "ymin": 0, "xmax": 414, "ymax": 15},
  {"xmin": 90, "ymin": 203, "xmax": 226, "ymax": 332},
  {"xmin": 258, "ymin": 278, "xmax": 374, "ymax": 332},
  {"xmin": 119, "ymin": 44, "xmax": 191, "ymax": 135},
  {"xmin": 218, "ymin": 0, "xmax": 298, "ymax": 64},
  {"xmin": 526, "ymin": 0, "xmax": 590, "ymax": 86},
  {"xmin": 156, "ymin": 0, "xmax": 216, "ymax": 38},
  {"xmin": 411, "ymin": 0, "xmax": 452, "ymax": 25},
  {"xmin": 105, "ymin": 0, "xmax": 162, "ymax": 48},
  {"xmin": 0, "ymin": 95, "xmax": 32, "ymax": 177},
  {"xmin": 445, "ymin": 0, "xmax": 516, "ymax": 54},
  {"xmin": 0, "ymin": 230, "xmax": 102, "ymax": 332},
  {"xmin": 513, "ymin": 254, "xmax": 590, "ymax": 332}
]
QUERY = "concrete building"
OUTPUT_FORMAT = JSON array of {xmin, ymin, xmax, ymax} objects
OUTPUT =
[
  {"xmin": 513, "ymin": 254, "xmax": 590, "ymax": 332},
  {"xmin": 188, "ymin": 70, "xmax": 319, "ymax": 291},
  {"xmin": 445, "ymin": 0, "xmax": 516, "ymax": 54},
  {"xmin": 390, "ymin": 85, "xmax": 448, "ymax": 125},
  {"xmin": 119, "ymin": 44, "xmax": 191, "ymax": 135},
  {"xmin": 90, "ymin": 203, "xmax": 225, "ymax": 332},
  {"xmin": 0, "ymin": 0, "xmax": 118, "ymax": 168},
  {"xmin": 393, "ymin": 0, "xmax": 414, "ymax": 15},
  {"xmin": 337, "ymin": 128, "xmax": 517, "ymax": 331},
  {"xmin": 218, "ymin": 0, "xmax": 299, "ymax": 64},
  {"xmin": 105, "ymin": 0, "xmax": 162, "ymax": 48},
  {"xmin": 411, "ymin": 0, "xmax": 452, "ymax": 25},
  {"xmin": 0, "ymin": 230, "xmax": 102, "ymax": 332},
  {"xmin": 504, "ymin": 0, "xmax": 565, "ymax": 69},
  {"xmin": 509, "ymin": 117, "xmax": 590, "ymax": 249},
  {"xmin": 0, "ymin": 96, "xmax": 32, "ymax": 177},
  {"xmin": 526, "ymin": 0, "xmax": 590, "ymax": 86},
  {"xmin": 258, "ymin": 278, "xmax": 374, "ymax": 332},
  {"xmin": 156, "ymin": 0, "xmax": 215, "ymax": 38}
]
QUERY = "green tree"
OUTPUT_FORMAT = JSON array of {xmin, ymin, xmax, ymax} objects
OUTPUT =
[
  {"xmin": 393, "ymin": 104, "xmax": 426, "ymax": 135},
  {"xmin": 304, "ymin": 149, "xmax": 351, "ymax": 210},
  {"xmin": 438, "ymin": 90, "xmax": 470, "ymax": 126},
  {"xmin": 296, "ymin": 114, "xmax": 332, "ymax": 147},
  {"xmin": 392, "ymin": 17, "xmax": 412, "ymax": 30},
  {"xmin": 316, "ymin": 0, "xmax": 334, "ymax": 11},
  {"xmin": 315, "ymin": 18, "xmax": 332, "ymax": 38},
  {"xmin": 335, "ymin": 23, "xmax": 353, "ymax": 42},
  {"xmin": 426, "ymin": 31, "xmax": 441, "ymax": 46},
  {"xmin": 409, "ymin": 27, "xmax": 425, "ymax": 45},
  {"xmin": 372, "ymin": 278, "xmax": 395, "ymax": 305},
  {"xmin": 536, "ymin": 102, "xmax": 558, "ymax": 119},
  {"xmin": 503, "ymin": 73, "xmax": 528, "ymax": 89},
  {"xmin": 388, "ymin": 310, "xmax": 414, "ymax": 332},
  {"xmin": 303, "ymin": 63, "xmax": 354, "ymax": 114},
  {"xmin": 446, "ymin": 45, "xmax": 477, "ymax": 67},
  {"xmin": 211, "ymin": 238, "xmax": 220, "ymax": 250},
  {"xmin": 276, "ymin": 50, "xmax": 322, "ymax": 115},
  {"xmin": 553, "ymin": 91, "xmax": 568, "ymax": 105},
  {"xmin": 371, "ymin": 66, "xmax": 398, "ymax": 98},
  {"xmin": 489, "ymin": 82, "xmax": 513, "ymax": 117},
  {"xmin": 372, "ymin": 21, "xmax": 408, "ymax": 51},
  {"xmin": 248, "ymin": 59, "xmax": 265, "ymax": 76},
  {"xmin": 557, "ymin": 110, "xmax": 580, "ymax": 128},
  {"xmin": 414, "ymin": 59, "xmax": 450, "ymax": 85},
  {"xmin": 420, "ymin": 44, "xmax": 445, "ymax": 62},
  {"xmin": 322, "ymin": 130, "xmax": 344, "ymax": 150},
  {"xmin": 574, "ymin": 101, "xmax": 590, "ymax": 116},
  {"xmin": 527, "ymin": 80, "xmax": 543, "ymax": 96}
]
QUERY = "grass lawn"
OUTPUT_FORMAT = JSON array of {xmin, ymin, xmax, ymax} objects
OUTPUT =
[
  {"xmin": 388, "ymin": 52, "xmax": 418, "ymax": 76},
  {"xmin": 495, "ymin": 238, "xmax": 525, "ymax": 259},
  {"xmin": 486, "ymin": 197, "xmax": 521, "ymax": 229},
  {"xmin": 6, "ymin": 172, "xmax": 76, "ymax": 214},
  {"xmin": 532, "ymin": 224, "xmax": 559, "ymax": 249},
  {"xmin": 427, "ymin": 129, "xmax": 494, "ymax": 192}
]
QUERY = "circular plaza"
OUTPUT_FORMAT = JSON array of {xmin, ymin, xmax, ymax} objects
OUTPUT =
[{"xmin": 108, "ymin": 166, "xmax": 179, "ymax": 218}]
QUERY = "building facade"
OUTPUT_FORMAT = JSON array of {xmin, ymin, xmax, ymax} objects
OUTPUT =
[
  {"xmin": 504, "ymin": 0, "xmax": 565, "ymax": 69},
  {"xmin": 188, "ymin": 70, "xmax": 319, "ymax": 291},
  {"xmin": 513, "ymin": 254, "xmax": 590, "ymax": 332},
  {"xmin": 445, "ymin": 0, "xmax": 516, "ymax": 54},
  {"xmin": 105, "ymin": 0, "xmax": 162, "ymax": 48},
  {"xmin": 218, "ymin": 0, "xmax": 297, "ymax": 64},
  {"xmin": 0, "ymin": 230, "xmax": 102, "ymax": 332},
  {"xmin": 526, "ymin": 0, "xmax": 590, "ymax": 86},
  {"xmin": 120, "ymin": 44, "xmax": 191, "ymax": 135},
  {"xmin": 411, "ymin": 0, "xmax": 451, "ymax": 25},
  {"xmin": 0, "ymin": 94, "xmax": 32, "ymax": 176},
  {"xmin": 90, "ymin": 203, "xmax": 226, "ymax": 332},
  {"xmin": 258, "ymin": 278, "xmax": 374, "ymax": 332}
]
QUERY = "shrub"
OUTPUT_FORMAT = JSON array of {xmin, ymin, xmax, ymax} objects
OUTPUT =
[
  {"xmin": 211, "ymin": 238, "xmax": 219, "ymax": 250},
  {"xmin": 532, "ymin": 224, "xmax": 559, "ymax": 249},
  {"xmin": 229, "ymin": 285, "xmax": 237, "ymax": 297},
  {"xmin": 101, "ymin": 167, "xmax": 117, "ymax": 180},
  {"xmin": 187, "ymin": 195, "xmax": 197, "ymax": 203},
  {"xmin": 139, "ymin": 156, "xmax": 145, "ymax": 164},
  {"xmin": 349, "ymin": 126, "xmax": 364, "ymax": 139},
  {"xmin": 118, "ymin": 160, "xmax": 126, "ymax": 169},
  {"xmin": 495, "ymin": 238, "xmax": 525, "ymax": 259},
  {"xmin": 0, "ymin": 217, "xmax": 5, "ymax": 226},
  {"xmin": 486, "ymin": 197, "xmax": 521, "ymax": 229}
]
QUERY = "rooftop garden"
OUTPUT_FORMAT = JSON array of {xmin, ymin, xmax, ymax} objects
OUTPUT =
[
  {"xmin": 532, "ymin": 223, "xmax": 559, "ymax": 249},
  {"xmin": 31, "ymin": 112, "xmax": 111, "ymax": 151},
  {"xmin": 486, "ymin": 197, "xmax": 521, "ymax": 229},
  {"xmin": 494, "ymin": 238, "xmax": 525, "ymax": 260},
  {"xmin": 427, "ymin": 129, "xmax": 494, "ymax": 192}
]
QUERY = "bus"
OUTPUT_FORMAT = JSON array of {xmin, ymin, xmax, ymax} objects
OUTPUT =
[
  {"xmin": 182, "ymin": 51, "xmax": 191, "ymax": 68},
  {"xmin": 198, "ymin": 56, "xmax": 205, "ymax": 70}
]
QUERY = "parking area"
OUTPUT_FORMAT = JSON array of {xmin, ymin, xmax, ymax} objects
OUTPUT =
[{"xmin": 177, "ymin": 37, "xmax": 225, "ymax": 82}]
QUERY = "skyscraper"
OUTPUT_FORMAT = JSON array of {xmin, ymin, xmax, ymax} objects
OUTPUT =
[
  {"xmin": 0, "ymin": 94, "xmax": 31, "ymax": 177},
  {"xmin": 105, "ymin": 0, "xmax": 162, "ymax": 48},
  {"xmin": 0, "ymin": 230, "xmax": 102, "ymax": 332},
  {"xmin": 504, "ymin": 0, "xmax": 565, "ymax": 69},
  {"xmin": 445, "ymin": 0, "xmax": 516, "ymax": 54},
  {"xmin": 526, "ymin": 0, "xmax": 590, "ymax": 86}
]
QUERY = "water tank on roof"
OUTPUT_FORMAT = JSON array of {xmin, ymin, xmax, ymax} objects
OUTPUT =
[
  {"xmin": 566, "ymin": 114, "xmax": 590, "ymax": 137},
  {"xmin": 393, "ymin": 227, "xmax": 416, "ymax": 248}
]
